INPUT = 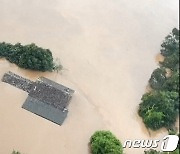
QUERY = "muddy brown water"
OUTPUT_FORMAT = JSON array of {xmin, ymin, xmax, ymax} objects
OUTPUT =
[{"xmin": 0, "ymin": 0, "xmax": 179, "ymax": 154}]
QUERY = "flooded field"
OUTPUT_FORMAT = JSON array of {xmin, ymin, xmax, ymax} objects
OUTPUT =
[{"xmin": 0, "ymin": 0, "xmax": 179, "ymax": 154}]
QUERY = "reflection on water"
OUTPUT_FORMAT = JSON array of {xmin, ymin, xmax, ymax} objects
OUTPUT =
[{"xmin": 0, "ymin": 0, "xmax": 179, "ymax": 153}]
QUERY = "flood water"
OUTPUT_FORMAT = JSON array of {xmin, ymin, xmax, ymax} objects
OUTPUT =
[{"xmin": 0, "ymin": 0, "xmax": 179, "ymax": 154}]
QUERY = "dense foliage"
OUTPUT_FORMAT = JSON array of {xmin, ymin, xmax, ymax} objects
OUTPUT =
[
  {"xmin": 90, "ymin": 131, "xmax": 123, "ymax": 154},
  {"xmin": 149, "ymin": 68, "xmax": 166, "ymax": 90},
  {"xmin": 139, "ymin": 91, "xmax": 179, "ymax": 130},
  {"xmin": 162, "ymin": 71, "xmax": 179, "ymax": 92},
  {"xmin": 138, "ymin": 28, "xmax": 179, "ymax": 131},
  {"xmin": 0, "ymin": 42, "xmax": 61, "ymax": 72},
  {"xmin": 160, "ymin": 28, "xmax": 179, "ymax": 57}
]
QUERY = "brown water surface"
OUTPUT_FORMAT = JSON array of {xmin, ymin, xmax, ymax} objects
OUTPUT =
[{"xmin": 0, "ymin": 0, "xmax": 179, "ymax": 154}]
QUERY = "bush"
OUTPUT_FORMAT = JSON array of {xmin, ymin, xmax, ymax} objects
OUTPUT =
[
  {"xmin": 0, "ymin": 42, "xmax": 62, "ymax": 72},
  {"xmin": 90, "ymin": 131, "xmax": 123, "ymax": 154},
  {"xmin": 138, "ymin": 91, "xmax": 179, "ymax": 130}
]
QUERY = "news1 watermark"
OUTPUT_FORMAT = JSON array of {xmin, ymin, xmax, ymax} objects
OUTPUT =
[{"xmin": 123, "ymin": 135, "xmax": 179, "ymax": 152}]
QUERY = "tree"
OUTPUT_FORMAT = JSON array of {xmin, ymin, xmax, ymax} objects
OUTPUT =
[
  {"xmin": 0, "ymin": 42, "xmax": 61, "ymax": 72},
  {"xmin": 18, "ymin": 44, "xmax": 54, "ymax": 71},
  {"xmin": 162, "ymin": 71, "xmax": 179, "ymax": 92},
  {"xmin": 149, "ymin": 68, "xmax": 166, "ymax": 90},
  {"xmin": 138, "ymin": 28, "xmax": 179, "ymax": 131},
  {"xmin": 160, "ymin": 52, "xmax": 179, "ymax": 71},
  {"xmin": 138, "ymin": 91, "xmax": 179, "ymax": 130},
  {"xmin": 160, "ymin": 28, "xmax": 179, "ymax": 57},
  {"xmin": 90, "ymin": 131, "xmax": 123, "ymax": 154}
]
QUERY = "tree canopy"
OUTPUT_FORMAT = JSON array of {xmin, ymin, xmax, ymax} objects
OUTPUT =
[
  {"xmin": 160, "ymin": 28, "xmax": 179, "ymax": 57},
  {"xmin": 149, "ymin": 68, "xmax": 167, "ymax": 90},
  {"xmin": 138, "ymin": 28, "xmax": 179, "ymax": 131},
  {"xmin": 139, "ymin": 91, "xmax": 179, "ymax": 130},
  {"xmin": 90, "ymin": 131, "xmax": 123, "ymax": 154},
  {"xmin": 0, "ymin": 42, "xmax": 62, "ymax": 72}
]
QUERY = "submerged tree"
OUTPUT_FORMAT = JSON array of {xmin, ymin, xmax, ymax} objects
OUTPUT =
[
  {"xmin": 149, "ymin": 68, "xmax": 167, "ymax": 90},
  {"xmin": 138, "ymin": 28, "xmax": 179, "ymax": 131},
  {"xmin": 160, "ymin": 52, "xmax": 179, "ymax": 71},
  {"xmin": 162, "ymin": 71, "xmax": 179, "ymax": 92},
  {"xmin": 90, "ymin": 131, "xmax": 123, "ymax": 154},
  {"xmin": 0, "ymin": 42, "xmax": 62, "ymax": 72},
  {"xmin": 160, "ymin": 28, "xmax": 179, "ymax": 57},
  {"xmin": 138, "ymin": 91, "xmax": 179, "ymax": 130}
]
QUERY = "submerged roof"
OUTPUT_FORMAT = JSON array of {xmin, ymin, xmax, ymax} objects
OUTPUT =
[
  {"xmin": 29, "ymin": 78, "xmax": 73, "ymax": 110},
  {"xmin": 2, "ymin": 71, "xmax": 34, "ymax": 93},
  {"xmin": 22, "ymin": 96, "xmax": 68, "ymax": 125},
  {"xmin": 2, "ymin": 71, "xmax": 74, "ymax": 125}
]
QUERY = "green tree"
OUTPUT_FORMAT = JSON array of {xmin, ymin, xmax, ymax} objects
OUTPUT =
[
  {"xmin": 149, "ymin": 68, "xmax": 166, "ymax": 90},
  {"xmin": 90, "ymin": 131, "xmax": 123, "ymax": 154},
  {"xmin": 138, "ymin": 28, "xmax": 179, "ymax": 131},
  {"xmin": 160, "ymin": 52, "xmax": 179, "ymax": 71},
  {"xmin": 160, "ymin": 28, "xmax": 179, "ymax": 57},
  {"xmin": 0, "ymin": 42, "xmax": 61, "ymax": 72},
  {"xmin": 162, "ymin": 71, "xmax": 179, "ymax": 92},
  {"xmin": 138, "ymin": 91, "xmax": 179, "ymax": 130}
]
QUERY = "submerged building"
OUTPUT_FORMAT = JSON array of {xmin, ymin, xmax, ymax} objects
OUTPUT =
[{"xmin": 2, "ymin": 71, "xmax": 74, "ymax": 125}]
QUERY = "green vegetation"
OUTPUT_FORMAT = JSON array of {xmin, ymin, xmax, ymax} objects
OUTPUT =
[
  {"xmin": 160, "ymin": 28, "xmax": 179, "ymax": 57},
  {"xmin": 160, "ymin": 53, "xmax": 179, "ymax": 71},
  {"xmin": 144, "ymin": 149, "xmax": 179, "ymax": 154},
  {"xmin": 162, "ymin": 71, "xmax": 179, "ymax": 92},
  {"xmin": 149, "ymin": 68, "xmax": 166, "ymax": 90},
  {"xmin": 0, "ymin": 42, "xmax": 62, "ymax": 72},
  {"xmin": 90, "ymin": 131, "xmax": 123, "ymax": 154},
  {"xmin": 12, "ymin": 150, "xmax": 21, "ymax": 154},
  {"xmin": 138, "ymin": 28, "xmax": 179, "ymax": 131},
  {"xmin": 139, "ymin": 91, "xmax": 179, "ymax": 130}
]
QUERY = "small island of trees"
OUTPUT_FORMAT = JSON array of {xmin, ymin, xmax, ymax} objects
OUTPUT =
[
  {"xmin": 0, "ymin": 42, "xmax": 62, "ymax": 72},
  {"xmin": 138, "ymin": 28, "xmax": 179, "ymax": 131},
  {"xmin": 90, "ymin": 131, "xmax": 123, "ymax": 154}
]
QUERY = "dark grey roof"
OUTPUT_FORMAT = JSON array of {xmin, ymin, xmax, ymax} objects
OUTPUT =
[
  {"xmin": 29, "ymin": 80, "xmax": 72, "ymax": 110},
  {"xmin": 39, "ymin": 77, "xmax": 75, "ymax": 95},
  {"xmin": 22, "ymin": 96, "xmax": 68, "ymax": 125},
  {"xmin": 2, "ymin": 71, "xmax": 33, "ymax": 92},
  {"xmin": 1, "ymin": 71, "xmax": 75, "ymax": 125}
]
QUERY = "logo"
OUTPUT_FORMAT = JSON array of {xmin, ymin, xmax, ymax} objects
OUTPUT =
[{"xmin": 123, "ymin": 135, "xmax": 179, "ymax": 152}]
